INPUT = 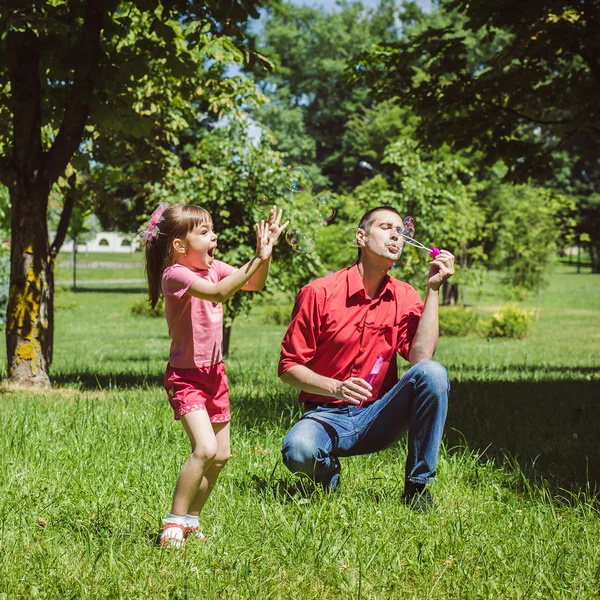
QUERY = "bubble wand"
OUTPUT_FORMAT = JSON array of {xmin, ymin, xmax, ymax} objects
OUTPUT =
[
  {"xmin": 386, "ymin": 216, "xmax": 441, "ymax": 258},
  {"xmin": 393, "ymin": 235, "xmax": 441, "ymax": 258}
]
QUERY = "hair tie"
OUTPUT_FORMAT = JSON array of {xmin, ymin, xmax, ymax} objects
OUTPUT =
[{"xmin": 140, "ymin": 203, "xmax": 169, "ymax": 243}]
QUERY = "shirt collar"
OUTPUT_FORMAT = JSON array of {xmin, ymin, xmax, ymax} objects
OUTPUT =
[{"xmin": 347, "ymin": 263, "xmax": 394, "ymax": 301}]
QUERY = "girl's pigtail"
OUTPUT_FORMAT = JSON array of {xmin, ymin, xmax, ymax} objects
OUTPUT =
[
  {"xmin": 145, "ymin": 240, "xmax": 165, "ymax": 309},
  {"xmin": 142, "ymin": 203, "xmax": 170, "ymax": 309}
]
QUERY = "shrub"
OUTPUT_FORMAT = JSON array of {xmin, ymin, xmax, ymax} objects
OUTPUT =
[
  {"xmin": 487, "ymin": 303, "xmax": 533, "ymax": 339},
  {"xmin": 439, "ymin": 307, "xmax": 483, "ymax": 337},
  {"xmin": 130, "ymin": 296, "xmax": 164, "ymax": 318},
  {"xmin": 262, "ymin": 304, "xmax": 294, "ymax": 326}
]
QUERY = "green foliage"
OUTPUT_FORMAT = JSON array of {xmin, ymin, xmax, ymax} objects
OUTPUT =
[
  {"xmin": 1, "ymin": 1, "xmax": 269, "ymax": 174},
  {"xmin": 354, "ymin": 0, "xmax": 598, "ymax": 182},
  {"xmin": 439, "ymin": 307, "xmax": 484, "ymax": 337},
  {"xmin": 343, "ymin": 101, "xmax": 417, "ymax": 177},
  {"xmin": 487, "ymin": 303, "xmax": 533, "ymax": 339},
  {"xmin": 316, "ymin": 137, "xmax": 489, "ymax": 291},
  {"xmin": 250, "ymin": 1, "xmax": 401, "ymax": 189},
  {"xmin": 130, "ymin": 296, "xmax": 164, "ymax": 318},
  {"xmin": 351, "ymin": 0, "xmax": 599, "ymax": 270},
  {"xmin": 493, "ymin": 184, "xmax": 576, "ymax": 291},
  {"xmin": 262, "ymin": 303, "xmax": 294, "ymax": 326}
]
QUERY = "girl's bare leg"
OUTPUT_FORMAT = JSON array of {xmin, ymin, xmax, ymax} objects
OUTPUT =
[
  {"xmin": 187, "ymin": 421, "xmax": 231, "ymax": 516},
  {"xmin": 169, "ymin": 410, "xmax": 218, "ymax": 516}
]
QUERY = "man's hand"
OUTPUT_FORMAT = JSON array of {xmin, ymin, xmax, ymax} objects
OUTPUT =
[
  {"xmin": 426, "ymin": 249, "xmax": 455, "ymax": 292},
  {"xmin": 333, "ymin": 377, "xmax": 372, "ymax": 405}
]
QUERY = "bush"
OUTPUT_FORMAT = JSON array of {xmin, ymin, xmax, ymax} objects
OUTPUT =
[
  {"xmin": 130, "ymin": 296, "xmax": 164, "ymax": 318},
  {"xmin": 439, "ymin": 307, "xmax": 484, "ymax": 337},
  {"xmin": 487, "ymin": 303, "xmax": 533, "ymax": 339},
  {"xmin": 262, "ymin": 304, "xmax": 294, "ymax": 326}
]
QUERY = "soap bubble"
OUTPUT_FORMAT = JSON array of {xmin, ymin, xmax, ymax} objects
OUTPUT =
[
  {"xmin": 285, "ymin": 167, "xmax": 313, "ymax": 193},
  {"xmin": 402, "ymin": 216, "xmax": 415, "ymax": 239},
  {"xmin": 291, "ymin": 231, "xmax": 315, "ymax": 254},
  {"xmin": 254, "ymin": 196, "xmax": 271, "ymax": 213},
  {"xmin": 311, "ymin": 195, "xmax": 336, "ymax": 223},
  {"xmin": 285, "ymin": 227, "xmax": 301, "ymax": 246},
  {"xmin": 286, "ymin": 228, "xmax": 314, "ymax": 254}
]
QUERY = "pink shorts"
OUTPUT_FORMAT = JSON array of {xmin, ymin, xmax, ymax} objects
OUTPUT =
[{"xmin": 164, "ymin": 362, "xmax": 230, "ymax": 423}]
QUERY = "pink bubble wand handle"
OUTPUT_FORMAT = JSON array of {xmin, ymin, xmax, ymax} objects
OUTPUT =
[{"xmin": 357, "ymin": 355, "xmax": 384, "ymax": 409}]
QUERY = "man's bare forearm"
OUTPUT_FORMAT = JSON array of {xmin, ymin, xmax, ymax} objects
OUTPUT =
[
  {"xmin": 408, "ymin": 286, "xmax": 439, "ymax": 365},
  {"xmin": 279, "ymin": 365, "xmax": 372, "ymax": 404},
  {"xmin": 280, "ymin": 365, "xmax": 339, "ymax": 397}
]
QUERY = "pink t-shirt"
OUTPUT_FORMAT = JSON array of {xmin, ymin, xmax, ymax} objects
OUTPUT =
[{"xmin": 162, "ymin": 260, "xmax": 236, "ymax": 368}]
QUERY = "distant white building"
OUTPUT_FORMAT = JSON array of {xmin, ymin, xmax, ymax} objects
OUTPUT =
[{"xmin": 60, "ymin": 232, "xmax": 141, "ymax": 254}]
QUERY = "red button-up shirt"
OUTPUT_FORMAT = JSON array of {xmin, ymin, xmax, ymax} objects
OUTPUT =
[{"xmin": 279, "ymin": 264, "xmax": 424, "ymax": 405}]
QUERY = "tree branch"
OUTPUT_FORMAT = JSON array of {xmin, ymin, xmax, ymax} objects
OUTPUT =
[
  {"xmin": 476, "ymin": 97, "xmax": 573, "ymax": 126},
  {"xmin": 44, "ymin": 1, "xmax": 108, "ymax": 185},
  {"xmin": 8, "ymin": 28, "xmax": 43, "ymax": 179},
  {"xmin": 49, "ymin": 175, "xmax": 77, "ymax": 261}
]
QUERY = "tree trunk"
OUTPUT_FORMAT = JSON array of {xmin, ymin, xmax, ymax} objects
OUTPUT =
[
  {"xmin": 6, "ymin": 184, "xmax": 53, "ymax": 387},
  {"xmin": 591, "ymin": 245, "xmax": 600, "ymax": 274},
  {"xmin": 442, "ymin": 281, "xmax": 458, "ymax": 306},
  {"xmin": 222, "ymin": 323, "xmax": 232, "ymax": 359},
  {"xmin": 3, "ymin": 8, "xmax": 104, "ymax": 387}
]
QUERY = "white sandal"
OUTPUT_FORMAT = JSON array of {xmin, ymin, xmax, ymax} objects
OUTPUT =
[
  {"xmin": 159, "ymin": 522, "xmax": 187, "ymax": 548},
  {"xmin": 185, "ymin": 525, "xmax": 207, "ymax": 542}
]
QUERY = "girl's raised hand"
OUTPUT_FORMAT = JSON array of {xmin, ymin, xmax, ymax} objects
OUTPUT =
[
  {"xmin": 254, "ymin": 207, "xmax": 289, "ymax": 261},
  {"xmin": 254, "ymin": 219, "xmax": 273, "ymax": 261},
  {"xmin": 266, "ymin": 205, "xmax": 289, "ymax": 246}
]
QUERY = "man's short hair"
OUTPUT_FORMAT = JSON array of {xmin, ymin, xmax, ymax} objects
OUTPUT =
[{"xmin": 356, "ymin": 206, "xmax": 401, "ymax": 259}]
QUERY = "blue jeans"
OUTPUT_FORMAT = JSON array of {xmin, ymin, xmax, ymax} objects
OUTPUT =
[{"xmin": 281, "ymin": 360, "xmax": 449, "ymax": 489}]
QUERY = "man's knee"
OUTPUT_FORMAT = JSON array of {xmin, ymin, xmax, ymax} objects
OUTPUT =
[
  {"xmin": 413, "ymin": 360, "xmax": 449, "ymax": 391},
  {"xmin": 281, "ymin": 429, "xmax": 319, "ymax": 473}
]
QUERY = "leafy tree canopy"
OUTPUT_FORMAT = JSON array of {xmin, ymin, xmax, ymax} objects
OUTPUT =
[
  {"xmin": 248, "ymin": 0, "xmax": 402, "ymax": 189},
  {"xmin": 0, "ymin": 0, "xmax": 269, "ymax": 385},
  {"xmin": 352, "ymin": 0, "xmax": 599, "ymax": 183}
]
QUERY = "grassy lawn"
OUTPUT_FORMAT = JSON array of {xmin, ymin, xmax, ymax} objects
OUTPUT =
[
  {"xmin": 54, "ymin": 251, "xmax": 145, "ymax": 283},
  {"xmin": 0, "ymin": 261, "xmax": 599, "ymax": 598}
]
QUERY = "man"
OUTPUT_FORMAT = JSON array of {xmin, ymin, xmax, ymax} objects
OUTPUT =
[{"xmin": 278, "ymin": 206, "xmax": 454, "ymax": 511}]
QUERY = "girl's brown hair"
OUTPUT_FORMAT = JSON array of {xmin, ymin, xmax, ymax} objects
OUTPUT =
[{"xmin": 144, "ymin": 204, "xmax": 212, "ymax": 308}]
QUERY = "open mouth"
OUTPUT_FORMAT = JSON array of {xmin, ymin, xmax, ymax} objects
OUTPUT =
[{"xmin": 207, "ymin": 247, "xmax": 216, "ymax": 258}]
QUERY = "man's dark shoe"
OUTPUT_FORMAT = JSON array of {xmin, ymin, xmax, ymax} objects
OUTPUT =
[
  {"xmin": 402, "ymin": 482, "xmax": 436, "ymax": 513},
  {"xmin": 320, "ymin": 472, "xmax": 340, "ymax": 494}
]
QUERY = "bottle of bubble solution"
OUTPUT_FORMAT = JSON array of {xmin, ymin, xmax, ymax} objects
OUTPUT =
[{"xmin": 357, "ymin": 355, "xmax": 384, "ymax": 409}]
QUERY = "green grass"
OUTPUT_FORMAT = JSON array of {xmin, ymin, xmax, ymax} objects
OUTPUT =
[
  {"xmin": 55, "ymin": 251, "xmax": 145, "ymax": 284},
  {"xmin": 0, "ymin": 262, "xmax": 599, "ymax": 598}
]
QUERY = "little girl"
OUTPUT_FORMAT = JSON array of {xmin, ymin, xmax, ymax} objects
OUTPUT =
[{"xmin": 142, "ymin": 202, "xmax": 287, "ymax": 547}]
